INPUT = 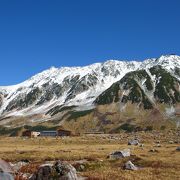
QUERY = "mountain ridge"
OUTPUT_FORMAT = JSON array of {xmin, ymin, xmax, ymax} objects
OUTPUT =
[{"xmin": 0, "ymin": 54, "xmax": 180, "ymax": 126}]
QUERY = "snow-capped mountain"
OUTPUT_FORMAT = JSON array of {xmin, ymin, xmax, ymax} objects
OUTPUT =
[{"xmin": 0, "ymin": 55, "xmax": 180, "ymax": 120}]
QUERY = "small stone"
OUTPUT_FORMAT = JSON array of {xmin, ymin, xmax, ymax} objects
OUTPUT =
[
  {"xmin": 155, "ymin": 143, "xmax": 161, "ymax": 147},
  {"xmin": 176, "ymin": 147, "xmax": 180, "ymax": 151},
  {"xmin": 109, "ymin": 149, "xmax": 130, "ymax": 159},
  {"xmin": 149, "ymin": 149, "xmax": 158, "ymax": 153},
  {"xmin": 128, "ymin": 139, "xmax": 139, "ymax": 145},
  {"xmin": 169, "ymin": 141, "xmax": 174, "ymax": 144},
  {"xmin": 124, "ymin": 161, "xmax": 138, "ymax": 171}
]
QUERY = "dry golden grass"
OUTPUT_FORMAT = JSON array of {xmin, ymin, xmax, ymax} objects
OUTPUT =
[{"xmin": 0, "ymin": 132, "xmax": 180, "ymax": 180}]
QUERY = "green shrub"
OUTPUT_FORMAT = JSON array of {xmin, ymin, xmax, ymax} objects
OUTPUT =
[{"xmin": 145, "ymin": 126, "xmax": 153, "ymax": 131}]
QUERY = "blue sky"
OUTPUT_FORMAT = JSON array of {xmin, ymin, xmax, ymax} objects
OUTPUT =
[{"xmin": 0, "ymin": 0, "xmax": 180, "ymax": 85}]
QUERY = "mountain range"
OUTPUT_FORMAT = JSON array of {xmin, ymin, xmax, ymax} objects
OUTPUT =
[{"xmin": 0, "ymin": 55, "xmax": 180, "ymax": 130}]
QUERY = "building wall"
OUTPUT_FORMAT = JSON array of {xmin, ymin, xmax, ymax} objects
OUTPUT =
[
  {"xmin": 22, "ymin": 131, "xmax": 32, "ymax": 137},
  {"xmin": 57, "ymin": 130, "xmax": 71, "ymax": 136},
  {"xmin": 40, "ymin": 131, "xmax": 57, "ymax": 137}
]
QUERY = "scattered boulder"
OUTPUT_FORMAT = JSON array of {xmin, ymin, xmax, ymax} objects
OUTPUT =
[
  {"xmin": 176, "ymin": 147, "xmax": 180, "ymax": 151},
  {"xmin": 54, "ymin": 160, "xmax": 78, "ymax": 180},
  {"xmin": 128, "ymin": 139, "xmax": 139, "ymax": 146},
  {"xmin": 169, "ymin": 141, "xmax": 174, "ymax": 144},
  {"xmin": 30, "ymin": 161, "xmax": 78, "ymax": 180},
  {"xmin": 109, "ymin": 149, "xmax": 130, "ymax": 159},
  {"xmin": 124, "ymin": 161, "xmax": 138, "ymax": 171}
]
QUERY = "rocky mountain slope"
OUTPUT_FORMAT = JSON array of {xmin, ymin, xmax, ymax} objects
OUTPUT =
[
  {"xmin": 95, "ymin": 65, "xmax": 180, "ymax": 109},
  {"xmin": 0, "ymin": 55, "xmax": 180, "ymax": 126}
]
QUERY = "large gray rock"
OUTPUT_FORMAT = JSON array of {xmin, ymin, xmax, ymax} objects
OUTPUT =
[
  {"xmin": 30, "ymin": 161, "xmax": 78, "ymax": 180},
  {"xmin": 54, "ymin": 160, "xmax": 78, "ymax": 180},
  {"xmin": 109, "ymin": 149, "xmax": 130, "ymax": 159},
  {"xmin": 0, "ymin": 159, "xmax": 14, "ymax": 173},
  {"xmin": 0, "ymin": 159, "xmax": 14, "ymax": 180},
  {"xmin": 124, "ymin": 161, "xmax": 138, "ymax": 171},
  {"xmin": 0, "ymin": 172, "xmax": 14, "ymax": 180},
  {"xmin": 176, "ymin": 147, "xmax": 180, "ymax": 151},
  {"xmin": 29, "ymin": 164, "xmax": 53, "ymax": 180}
]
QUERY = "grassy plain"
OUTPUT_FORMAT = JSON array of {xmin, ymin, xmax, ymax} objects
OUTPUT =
[{"xmin": 0, "ymin": 131, "xmax": 180, "ymax": 180}]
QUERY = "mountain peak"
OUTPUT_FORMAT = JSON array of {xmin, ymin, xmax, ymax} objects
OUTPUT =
[
  {"xmin": 154, "ymin": 54, "xmax": 180, "ymax": 70},
  {"xmin": 158, "ymin": 54, "xmax": 179, "ymax": 61}
]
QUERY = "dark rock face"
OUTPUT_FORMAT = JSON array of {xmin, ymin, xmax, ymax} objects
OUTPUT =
[
  {"xmin": 5, "ymin": 87, "xmax": 42, "ymax": 111},
  {"xmin": 0, "ymin": 94, "xmax": 3, "ymax": 108},
  {"xmin": 65, "ymin": 73, "xmax": 98, "ymax": 102},
  {"xmin": 151, "ymin": 66, "xmax": 180, "ymax": 104}
]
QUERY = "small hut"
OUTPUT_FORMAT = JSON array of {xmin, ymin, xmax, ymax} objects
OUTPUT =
[
  {"xmin": 22, "ymin": 130, "xmax": 32, "ymax": 137},
  {"xmin": 57, "ymin": 128, "xmax": 72, "ymax": 137}
]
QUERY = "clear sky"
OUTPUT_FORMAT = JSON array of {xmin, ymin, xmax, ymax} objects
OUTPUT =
[{"xmin": 0, "ymin": 0, "xmax": 180, "ymax": 85}]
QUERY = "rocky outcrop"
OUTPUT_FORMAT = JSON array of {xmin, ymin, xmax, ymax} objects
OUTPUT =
[
  {"xmin": 95, "ymin": 66, "xmax": 180, "ymax": 109},
  {"xmin": 29, "ymin": 161, "xmax": 78, "ymax": 180}
]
